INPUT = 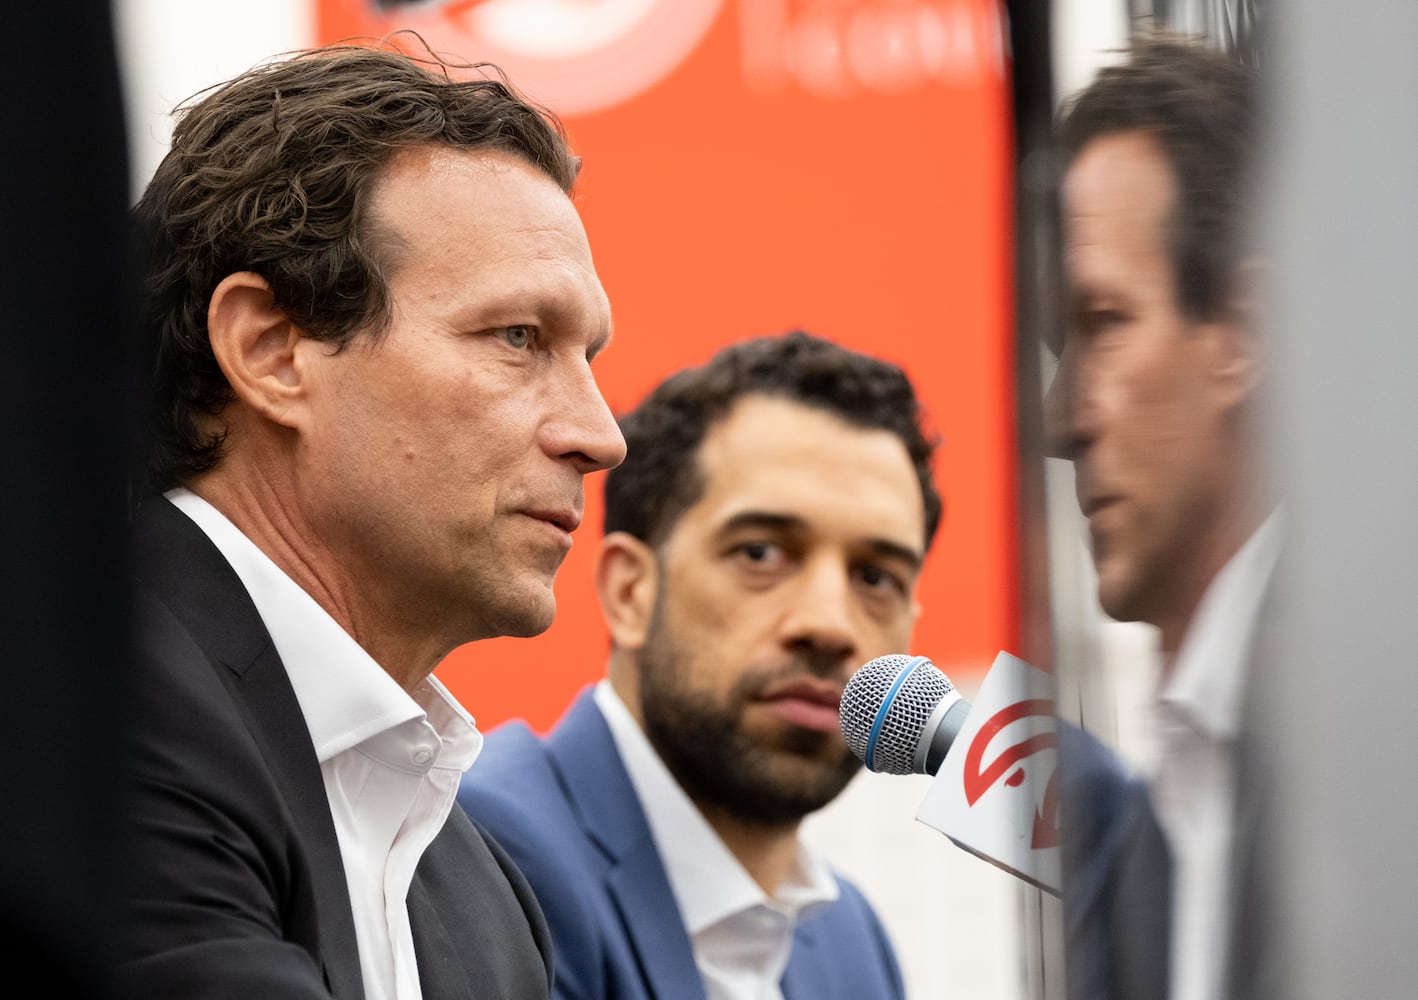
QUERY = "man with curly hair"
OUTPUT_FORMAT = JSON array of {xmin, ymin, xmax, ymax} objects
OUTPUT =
[{"xmin": 461, "ymin": 332, "xmax": 939, "ymax": 1000}]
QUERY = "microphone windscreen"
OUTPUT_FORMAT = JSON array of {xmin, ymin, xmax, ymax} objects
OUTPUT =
[{"xmin": 840, "ymin": 654, "xmax": 955, "ymax": 774}]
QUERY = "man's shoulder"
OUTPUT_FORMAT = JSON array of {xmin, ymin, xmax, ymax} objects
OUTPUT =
[
  {"xmin": 458, "ymin": 719, "xmax": 589, "ymax": 858},
  {"xmin": 130, "ymin": 496, "xmax": 274, "ymax": 674},
  {"xmin": 456, "ymin": 712, "xmax": 639, "ymax": 996},
  {"xmin": 460, "ymin": 689, "xmax": 612, "ymax": 815},
  {"xmin": 118, "ymin": 587, "xmax": 349, "ymax": 994},
  {"xmin": 474, "ymin": 718, "xmax": 552, "ymax": 768},
  {"xmin": 460, "ymin": 720, "xmax": 561, "ymax": 805},
  {"xmin": 802, "ymin": 870, "xmax": 892, "ymax": 938}
]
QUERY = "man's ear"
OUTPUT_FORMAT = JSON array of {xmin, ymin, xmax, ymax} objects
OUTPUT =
[
  {"xmin": 207, "ymin": 271, "xmax": 307, "ymax": 429},
  {"xmin": 1209, "ymin": 256, "xmax": 1268, "ymax": 407},
  {"xmin": 594, "ymin": 531, "xmax": 659, "ymax": 652}
]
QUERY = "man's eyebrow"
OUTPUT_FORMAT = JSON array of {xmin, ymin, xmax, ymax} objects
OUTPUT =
[
  {"xmin": 717, "ymin": 510, "xmax": 924, "ymax": 570},
  {"xmin": 717, "ymin": 511, "xmax": 806, "ymax": 536},
  {"xmin": 862, "ymin": 538, "xmax": 924, "ymax": 573}
]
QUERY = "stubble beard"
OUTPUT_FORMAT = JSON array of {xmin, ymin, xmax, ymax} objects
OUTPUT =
[{"xmin": 636, "ymin": 603, "xmax": 861, "ymax": 829}]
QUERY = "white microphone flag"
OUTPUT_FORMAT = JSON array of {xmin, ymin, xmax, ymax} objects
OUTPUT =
[{"xmin": 916, "ymin": 651, "xmax": 1060, "ymax": 894}]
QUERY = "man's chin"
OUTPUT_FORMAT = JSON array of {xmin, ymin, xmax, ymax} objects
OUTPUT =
[
  {"xmin": 1096, "ymin": 567, "xmax": 1145, "ymax": 625},
  {"xmin": 749, "ymin": 742, "xmax": 859, "ymax": 786},
  {"xmin": 479, "ymin": 583, "xmax": 557, "ymax": 639},
  {"xmin": 740, "ymin": 759, "xmax": 860, "ymax": 822}
]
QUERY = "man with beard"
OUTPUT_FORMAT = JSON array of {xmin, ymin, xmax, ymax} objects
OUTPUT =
[{"xmin": 459, "ymin": 332, "xmax": 940, "ymax": 1000}]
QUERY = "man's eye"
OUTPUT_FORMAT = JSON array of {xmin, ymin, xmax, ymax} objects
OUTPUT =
[
  {"xmin": 1082, "ymin": 309, "xmax": 1126, "ymax": 335},
  {"xmin": 856, "ymin": 564, "xmax": 906, "ymax": 596},
  {"xmin": 731, "ymin": 541, "xmax": 786, "ymax": 569},
  {"xmin": 739, "ymin": 541, "xmax": 774, "ymax": 562},
  {"xmin": 499, "ymin": 325, "xmax": 535, "ymax": 349}
]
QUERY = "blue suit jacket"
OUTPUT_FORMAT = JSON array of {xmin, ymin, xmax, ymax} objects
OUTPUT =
[{"xmin": 459, "ymin": 689, "xmax": 907, "ymax": 1000}]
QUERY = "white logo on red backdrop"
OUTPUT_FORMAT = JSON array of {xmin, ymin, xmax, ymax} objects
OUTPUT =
[
  {"xmin": 364, "ymin": 0, "xmax": 726, "ymax": 115},
  {"xmin": 357, "ymin": 1, "xmax": 1003, "ymax": 109}
]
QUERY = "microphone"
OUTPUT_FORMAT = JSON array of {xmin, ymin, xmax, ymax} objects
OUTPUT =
[
  {"xmin": 840, "ymin": 650, "xmax": 1064, "ymax": 893},
  {"xmin": 839, "ymin": 654, "xmax": 972, "ymax": 776}
]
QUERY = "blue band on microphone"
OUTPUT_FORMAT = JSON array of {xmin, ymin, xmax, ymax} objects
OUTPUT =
[{"xmin": 864, "ymin": 655, "xmax": 930, "ymax": 771}]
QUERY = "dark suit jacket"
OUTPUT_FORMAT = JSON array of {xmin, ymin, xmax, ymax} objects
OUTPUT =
[
  {"xmin": 457, "ymin": 689, "xmax": 906, "ymax": 1000},
  {"xmin": 119, "ymin": 498, "xmax": 553, "ymax": 999},
  {"xmin": 1061, "ymin": 576, "xmax": 1285, "ymax": 1000},
  {"xmin": 1060, "ymin": 724, "xmax": 1171, "ymax": 1000}
]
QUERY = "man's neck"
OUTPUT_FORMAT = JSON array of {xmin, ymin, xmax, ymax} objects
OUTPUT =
[
  {"xmin": 695, "ymin": 801, "xmax": 802, "ymax": 897},
  {"xmin": 1157, "ymin": 486, "xmax": 1276, "ymax": 665},
  {"xmin": 181, "ymin": 474, "xmax": 445, "ymax": 691}
]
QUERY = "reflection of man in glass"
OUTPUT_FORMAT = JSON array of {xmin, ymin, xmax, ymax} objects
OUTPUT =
[
  {"xmin": 462, "ymin": 333, "xmax": 941, "ymax": 1000},
  {"xmin": 1046, "ymin": 39, "xmax": 1277, "ymax": 1000}
]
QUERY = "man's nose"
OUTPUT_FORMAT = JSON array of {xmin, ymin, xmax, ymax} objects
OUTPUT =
[
  {"xmin": 778, "ymin": 557, "xmax": 859, "ymax": 667},
  {"xmin": 547, "ymin": 361, "xmax": 627, "ymax": 474}
]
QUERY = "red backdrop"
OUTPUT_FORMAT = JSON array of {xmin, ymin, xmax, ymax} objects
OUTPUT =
[{"xmin": 317, "ymin": 0, "xmax": 1016, "ymax": 732}]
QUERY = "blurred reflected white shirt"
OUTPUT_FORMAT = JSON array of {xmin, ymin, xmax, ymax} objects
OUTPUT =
[
  {"xmin": 169, "ymin": 489, "xmax": 482, "ymax": 1000},
  {"xmin": 595, "ymin": 681, "xmax": 838, "ymax": 1000},
  {"xmin": 1149, "ymin": 510, "xmax": 1282, "ymax": 1000}
]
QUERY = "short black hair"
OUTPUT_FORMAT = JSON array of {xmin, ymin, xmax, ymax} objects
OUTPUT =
[{"xmin": 604, "ymin": 332, "xmax": 942, "ymax": 550}]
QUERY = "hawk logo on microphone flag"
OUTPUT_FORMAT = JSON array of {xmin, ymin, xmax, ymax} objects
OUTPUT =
[{"xmin": 917, "ymin": 652, "xmax": 1061, "ymax": 893}]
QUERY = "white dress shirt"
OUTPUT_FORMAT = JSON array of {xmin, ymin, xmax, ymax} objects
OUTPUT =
[
  {"xmin": 1148, "ymin": 511, "xmax": 1282, "ymax": 1000},
  {"xmin": 594, "ymin": 681, "xmax": 838, "ymax": 1000},
  {"xmin": 168, "ymin": 490, "xmax": 483, "ymax": 1000}
]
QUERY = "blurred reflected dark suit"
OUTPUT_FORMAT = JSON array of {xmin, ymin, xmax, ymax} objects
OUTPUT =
[
  {"xmin": 1061, "ymin": 583, "xmax": 1286, "ymax": 1000},
  {"xmin": 1060, "ymin": 724, "xmax": 1171, "ymax": 1000}
]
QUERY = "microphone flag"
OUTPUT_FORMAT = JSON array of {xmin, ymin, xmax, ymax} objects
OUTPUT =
[{"xmin": 916, "ymin": 651, "xmax": 1061, "ymax": 894}]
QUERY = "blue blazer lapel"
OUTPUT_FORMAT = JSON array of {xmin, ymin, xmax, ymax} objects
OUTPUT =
[
  {"xmin": 547, "ymin": 692, "xmax": 706, "ymax": 1000},
  {"xmin": 607, "ymin": 852, "xmax": 708, "ymax": 1000},
  {"xmin": 780, "ymin": 921, "xmax": 826, "ymax": 1000}
]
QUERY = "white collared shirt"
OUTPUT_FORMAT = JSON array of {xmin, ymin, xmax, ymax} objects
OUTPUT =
[
  {"xmin": 1148, "ymin": 510, "xmax": 1283, "ymax": 1000},
  {"xmin": 593, "ymin": 681, "xmax": 838, "ymax": 1000},
  {"xmin": 168, "ymin": 490, "xmax": 483, "ymax": 1000}
]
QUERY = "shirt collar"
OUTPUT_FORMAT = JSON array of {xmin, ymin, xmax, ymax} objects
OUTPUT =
[
  {"xmin": 1160, "ymin": 508, "xmax": 1284, "ymax": 742},
  {"xmin": 592, "ymin": 680, "xmax": 838, "ymax": 935},
  {"xmin": 166, "ymin": 489, "xmax": 480, "ymax": 767}
]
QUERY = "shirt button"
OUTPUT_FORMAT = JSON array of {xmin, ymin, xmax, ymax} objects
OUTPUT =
[{"xmin": 411, "ymin": 746, "xmax": 434, "ymax": 766}]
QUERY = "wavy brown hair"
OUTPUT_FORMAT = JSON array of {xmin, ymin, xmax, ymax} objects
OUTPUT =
[{"xmin": 136, "ymin": 39, "xmax": 579, "ymax": 491}]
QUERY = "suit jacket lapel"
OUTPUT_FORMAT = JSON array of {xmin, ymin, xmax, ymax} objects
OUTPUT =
[
  {"xmin": 1106, "ymin": 784, "xmax": 1172, "ymax": 1000},
  {"xmin": 134, "ymin": 499, "xmax": 364, "ymax": 998},
  {"xmin": 780, "ymin": 921, "xmax": 826, "ymax": 999},
  {"xmin": 239, "ymin": 642, "xmax": 364, "ymax": 999},
  {"xmin": 548, "ymin": 692, "xmax": 706, "ymax": 1000},
  {"xmin": 1227, "ymin": 575, "xmax": 1289, "ymax": 1000}
]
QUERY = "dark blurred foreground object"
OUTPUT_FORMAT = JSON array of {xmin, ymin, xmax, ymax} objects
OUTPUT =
[{"xmin": 0, "ymin": 1, "xmax": 133, "ymax": 996}]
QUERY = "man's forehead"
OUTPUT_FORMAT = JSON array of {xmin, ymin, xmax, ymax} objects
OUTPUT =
[
  {"xmin": 686, "ymin": 396, "xmax": 925, "ymax": 544},
  {"xmin": 367, "ymin": 146, "xmax": 569, "ymax": 236},
  {"xmin": 1063, "ymin": 130, "xmax": 1178, "ymax": 233}
]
